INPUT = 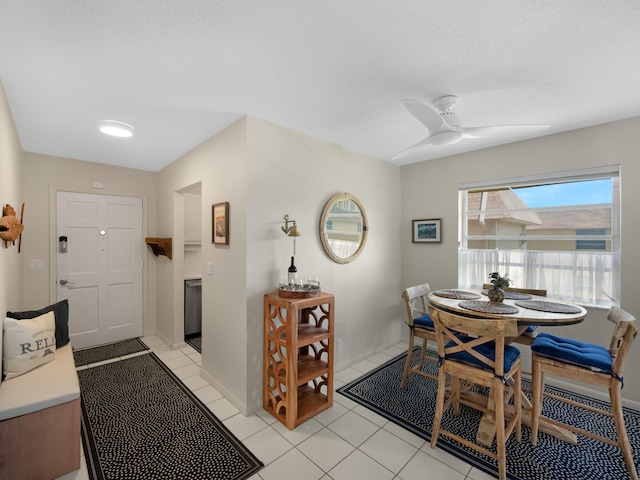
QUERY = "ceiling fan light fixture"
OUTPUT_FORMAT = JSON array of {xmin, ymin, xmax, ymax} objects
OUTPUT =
[
  {"xmin": 429, "ymin": 130, "xmax": 462, "ymax": 146},
  {"xmin": 394, "ymin": 94, "xmax": 550, "ymax": 160},
  {"xmin": 99, "ymin": 120, "xmax": 135, "ymax": 138}
]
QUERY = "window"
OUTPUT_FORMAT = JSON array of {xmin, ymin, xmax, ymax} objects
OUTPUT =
[
  {"xmin": 576, "ymin": 229, "xmax": 606, "ymax": 251},
  {"xmin": 458, "ymin": 166, "xmax": 620, "ymax": 307}
]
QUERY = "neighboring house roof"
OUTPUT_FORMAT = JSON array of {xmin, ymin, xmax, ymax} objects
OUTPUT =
[
  {"xmin": 467, "ymin": 190, "xmax": 542, "ymax": 225},
  {"xmin": 468, "ymin": 190, "xmax": 611, "ymax": 231},
  {"xmin": 526, "ymin": 207, "xmax": 611, "ymax": 230}
]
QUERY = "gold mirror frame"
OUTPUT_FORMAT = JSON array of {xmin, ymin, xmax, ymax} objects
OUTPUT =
[{"xmin": 319, "ymin": 193, "xmax": 368, "ymax": 264}]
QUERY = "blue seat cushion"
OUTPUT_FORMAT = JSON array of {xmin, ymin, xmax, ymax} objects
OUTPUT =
[
  {"xmin": 523, "ymin": 325, "xmax": 537, "ymax": 336},
  {"xmin": 414, "ymin": 314, "xmax": 434, "ymax": 330},
  {"xmin": 445, "ymin": 339, "xmax": 521, "ymax": 373},
  {"xmin": 531, "ymin": 332, "xmax": 613, "ymax": 373}
]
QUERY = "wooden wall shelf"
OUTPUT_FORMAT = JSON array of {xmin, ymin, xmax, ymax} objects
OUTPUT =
[{"xmin": 145, "ymin": 237, "xmax": 173, "ymax": 260}]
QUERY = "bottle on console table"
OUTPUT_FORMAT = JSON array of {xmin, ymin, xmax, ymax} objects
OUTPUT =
[{"xmin": 287, "ymin": 256, "xmax": 297, "ymax": 284}]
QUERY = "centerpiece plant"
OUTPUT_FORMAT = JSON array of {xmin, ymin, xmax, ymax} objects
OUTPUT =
[{"xmin": 488, "ymin": 272, "xmax": 510, "ymax": 302}]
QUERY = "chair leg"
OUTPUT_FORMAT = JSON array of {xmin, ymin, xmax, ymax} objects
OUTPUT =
[
  {"xmin": 514, "ymin": 367, "xmax": 522, "ymax": 442},
  {"xmin": 400, "ymin": 332, "xmax": 415, "ymax": 388},
  {"xmin": 494, "ymin": 378, "xmax": 507, "ymax": 480},
  {"xmin": 531, "ymin": 358, "xmax": 542, "ymax": 446},
  {"xmin": 610, "ymin": 384, "xmax": 639, "ymax": 480},
  {"xmin": 451, "ymin": 375, "xmax": 460, "ymax": 416},
  {"xmin": 431, "ymin": 367, "xmax": 447, "ymax": 449},
  {"xmin": 416, "ymin": 338, "xmax": 428, "ymax": 370}
]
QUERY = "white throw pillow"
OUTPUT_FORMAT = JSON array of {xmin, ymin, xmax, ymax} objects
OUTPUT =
[{"xmin": 3, "ymin": 312, "xmax": 56, "ymax": 380}]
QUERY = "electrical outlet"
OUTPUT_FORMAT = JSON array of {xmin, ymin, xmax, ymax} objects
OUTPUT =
[{"xmin": 336, "ymin": 338, "xmax": 343, "ymax": 351}]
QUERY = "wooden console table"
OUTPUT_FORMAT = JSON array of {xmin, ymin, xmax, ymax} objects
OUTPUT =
[{"xmin": 263, "ymin": 292, "xmax": 334, "ymax": 430}]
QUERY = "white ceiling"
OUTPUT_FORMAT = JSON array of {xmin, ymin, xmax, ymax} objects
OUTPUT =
[{"xmin": 1, "ymin": 1, "xmax": 639, "ymax": 172}]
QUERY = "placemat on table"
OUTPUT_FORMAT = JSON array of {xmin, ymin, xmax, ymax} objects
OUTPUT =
[
  {"xmin": 481, "ymin": 290, "xmax": 532, "ymax": 300},
  {"xmin": 432, "ymin": 289, "xmax": 481, "ymax": 300},
  {"xmin": 514, "ymin": 300, "xmax": 582, "ymax": 314},
  {"xmin": 458, "ymin": 300, "xmax": 519, "ymax": 314}
]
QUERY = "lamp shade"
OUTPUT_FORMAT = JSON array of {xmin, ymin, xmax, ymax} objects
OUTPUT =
[{"xmin": 288, "ymin": 225, "xmax": 301, "ymax": 237}]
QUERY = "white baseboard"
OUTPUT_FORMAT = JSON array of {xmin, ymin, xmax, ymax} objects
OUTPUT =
[
  {"xmin": 199, "ymin": 368, "xmax": 249, "ymax": 416},
  {"xmin": 334, "ymin": 337, "xmax": 404, "ymax": 372}
]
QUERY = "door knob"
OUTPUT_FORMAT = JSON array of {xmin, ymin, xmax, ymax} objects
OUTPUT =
[{"xmin": 59, "ymin": 278, "xmax": 75, "ymax": 286}]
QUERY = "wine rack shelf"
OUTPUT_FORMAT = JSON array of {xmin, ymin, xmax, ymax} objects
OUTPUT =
[{"xmin": 263, "ymin": 292, "xmax": 334, "ymax": 430}]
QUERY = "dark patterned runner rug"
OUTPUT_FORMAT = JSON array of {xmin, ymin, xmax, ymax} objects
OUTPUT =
[
  {"xmin": 78, "ymin": 352, "xmax": 263, "ymax": 480},
  {"xmin": 74, "ymin": 337, "xmax": 149, "ymax": 366},
  {"xmin": 338, "ymin": 348, "xmax": 640, "ymax": 480}
]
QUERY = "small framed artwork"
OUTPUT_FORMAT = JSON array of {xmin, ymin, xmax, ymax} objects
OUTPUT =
[
  {"xmin": 412, "ymin": 218, "xmax": 441, "ymax": 243},
  {"xmin": 212, "ymin": 202, "xmax": 229, "ymax": 245}
]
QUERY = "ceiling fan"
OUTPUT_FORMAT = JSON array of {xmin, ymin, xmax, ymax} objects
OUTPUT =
[{"xmin": 392, "ymin": 95, "xmax": 550, "ymax": 160}]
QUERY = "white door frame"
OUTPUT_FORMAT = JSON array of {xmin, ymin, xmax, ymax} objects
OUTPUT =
[{"xmin": 49, "ymin": 185, "xmax": 150, "ymax": 337}]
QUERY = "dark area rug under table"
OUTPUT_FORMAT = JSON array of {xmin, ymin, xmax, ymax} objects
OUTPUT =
[
  {"xmin": 73, "ymin": 337, "xmax": 149, "ymax": 366},
  {"xmin": 337, "ymin": 347, "xmax": 640, "ymax": 480},
  {"xmin": 78, "ymin": 352, "xmax": 263, "ymax": 480}
]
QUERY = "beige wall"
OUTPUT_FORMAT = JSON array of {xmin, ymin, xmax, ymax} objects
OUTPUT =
[
  {"xmin": 245, "ymin": 117, "xmax": 402, "ymax": 412},
  {"xmin": 156, "ymin": 117, "xmax": 250, "ymax": 410},
  {"xmin": 20, "ymin": 153, "xmax": 158, "ymax": 334},
  {"xmin": 401, "ymin": 116, "xmax": 640, "ymax": 406},
  {"xmin": 0, "ymin": 80, "xmax": 23, "ymax": 315},
  {"xmin": 156, "ymin": 116, "xmax": 402, "ymax": 414}
]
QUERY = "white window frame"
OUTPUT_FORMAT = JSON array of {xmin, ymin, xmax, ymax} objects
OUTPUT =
[{"xmin": 458, "ymin": 166, "xmax": 620, "ymax": 308}]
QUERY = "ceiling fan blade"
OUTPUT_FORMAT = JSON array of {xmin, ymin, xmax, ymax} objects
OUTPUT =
[
  {"xmin": 400, "ymin": 99, "xmax": 444, "ymax": 133},
  {"xmin": 390, "ymin": 136, "xmax": 433, "ymax": 161},
  {"xmin": 462, "ymin": 124, "xmax": 550, "ymax": 139}
]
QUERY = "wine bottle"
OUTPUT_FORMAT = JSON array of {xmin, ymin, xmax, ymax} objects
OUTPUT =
[{"xmin": 288, "ymin": 256, "xmax": 297, "ymax": 284}]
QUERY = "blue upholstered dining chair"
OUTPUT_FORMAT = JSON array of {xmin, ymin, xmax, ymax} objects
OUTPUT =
[
  {"xmin": 530, "ymin": 305, "xmax": 638, "ymax": 480},
  {"xmin": 399, "ymin": 283, "xmax": 438, "ymax": 387},
  {"xmin": 429, "ymin": 306, "xmax": 522, "ymax": 480}
]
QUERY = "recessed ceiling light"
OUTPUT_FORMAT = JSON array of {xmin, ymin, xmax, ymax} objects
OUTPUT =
[{"xmin": 99, "ymin": 120, "xmax": 135, "ymax": 138}]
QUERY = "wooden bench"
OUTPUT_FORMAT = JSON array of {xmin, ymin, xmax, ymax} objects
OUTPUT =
[{"xmin": 0, "ymin": 343, "xmax": 81, "ymax": 480}]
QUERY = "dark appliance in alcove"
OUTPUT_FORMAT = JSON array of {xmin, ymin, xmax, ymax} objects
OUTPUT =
[{"xmin": 184, "ymin": 278, "xmax": 202, "ymax": 352}]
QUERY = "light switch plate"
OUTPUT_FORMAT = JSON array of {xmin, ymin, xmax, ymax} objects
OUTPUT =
[{"xmin": 28, "ymin": 259, "xmax": 44, "ymax": 270}]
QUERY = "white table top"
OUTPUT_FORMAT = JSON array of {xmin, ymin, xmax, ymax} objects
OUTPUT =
[{"xmin": 428, "ymin": 289, "xmax": 587, "ymax": 327}]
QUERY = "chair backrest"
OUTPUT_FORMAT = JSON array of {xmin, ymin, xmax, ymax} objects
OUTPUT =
[
  {"xmin": 402, "ymin": 283, "xmax": 430, "ymax": 326},
  {"xmin": 482, "ymin": 284, "xmax": 547, "ymax": 297},
  {"xmin": 607, "ymin": 306, "xmax": 637, "ymax": 377},
  {"xmin": 429, "ymin": 306, "xmax": 519, "ymax": 377}
]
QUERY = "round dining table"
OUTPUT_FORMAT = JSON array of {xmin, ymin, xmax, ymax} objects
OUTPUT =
[
  {"xmin": 427, "ymin": 288, "xmax": 588, "ymax": 446},
  {"xmin": 428, "ymin": 288, "xmax": 587, "ymax": 328}
]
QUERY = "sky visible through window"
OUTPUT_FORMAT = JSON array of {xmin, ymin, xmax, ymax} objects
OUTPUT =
[{"xmin": 513, "ymin": 179, "xmax": 612, "ymax": 208}]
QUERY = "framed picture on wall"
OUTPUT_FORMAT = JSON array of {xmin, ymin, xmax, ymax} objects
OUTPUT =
[
  {"xmin": 212, "ymin": 202, "xmax": 229, "ymax": 245},
  {"xmin": 412, "ymin": 218, "xmax": 441, "ymax": 243}
]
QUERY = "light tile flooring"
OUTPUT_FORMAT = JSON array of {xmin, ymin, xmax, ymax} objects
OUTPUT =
[{"xmin": 58, "ymin": 337, "xmax": 494, "ymax": 480}]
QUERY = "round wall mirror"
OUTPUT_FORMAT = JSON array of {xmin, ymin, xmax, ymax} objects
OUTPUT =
[{"xmin": 319, "ymin": 193, "xmax": 368, "ymax": 264}]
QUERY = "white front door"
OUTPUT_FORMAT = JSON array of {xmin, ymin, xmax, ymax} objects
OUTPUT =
[{"xmin": 57, "ymin": 192, "xmax": 143, "ymax": 349}]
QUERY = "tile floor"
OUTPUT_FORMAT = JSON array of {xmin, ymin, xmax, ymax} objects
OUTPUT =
[{"xmin": 58, "ymin": 337, "xmax": 495, "ymax": 480}]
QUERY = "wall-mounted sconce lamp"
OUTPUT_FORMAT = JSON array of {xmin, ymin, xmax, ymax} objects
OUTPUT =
[
  {"xmin": 282, "ymin": 214, "xmax": 301, "ymax": 254},
  {"xmin": 282, "ymin": 214, "xmax": 301, "ymax": 237}
]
